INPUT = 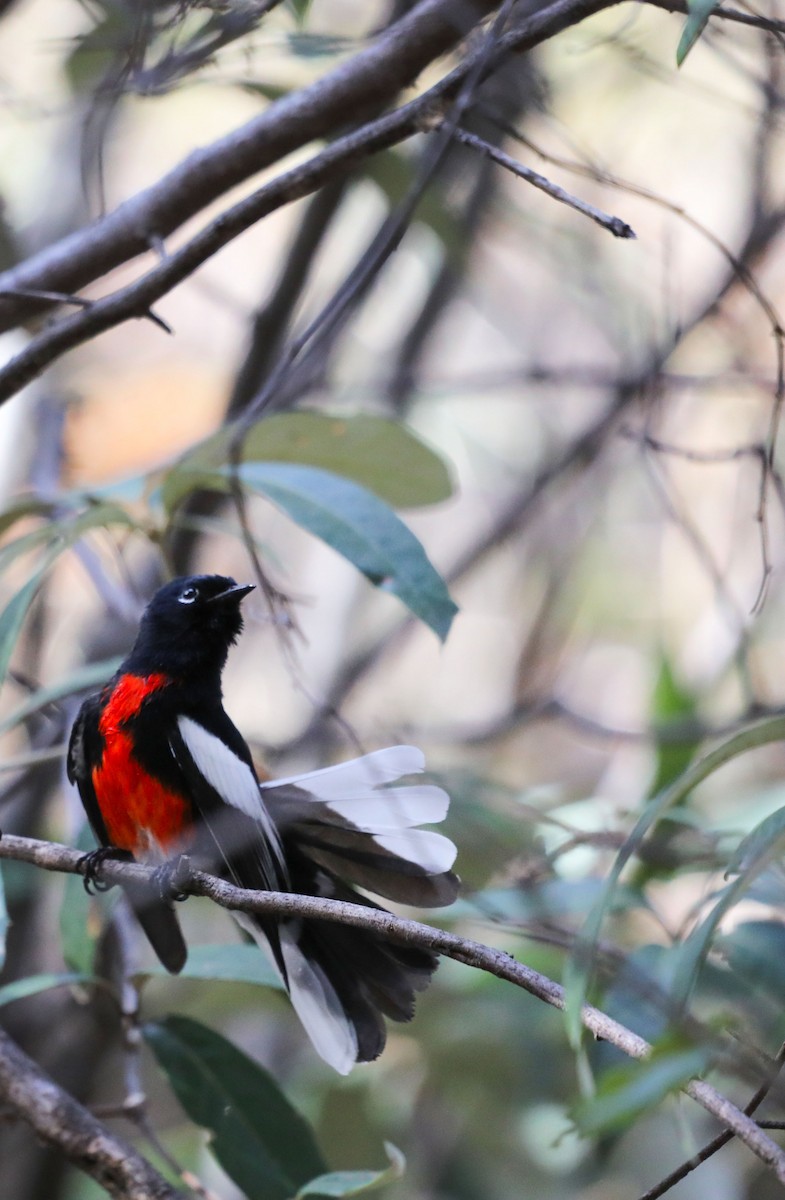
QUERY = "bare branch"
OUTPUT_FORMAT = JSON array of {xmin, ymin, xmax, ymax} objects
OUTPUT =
[
  {"xmin": 1, "ymin": 831, "xmax": 785, "ymax": 1180},
  {"xmin": 0, "ymin": 1026, "xmax": 185, "ymax": 1200},
  {"xmin": 451, "ymin": 125, "xmax": 636, "ymax": 236},
  {"xmin": 0, "ymin": 0, "xmax": 621, "ymax": 405}
]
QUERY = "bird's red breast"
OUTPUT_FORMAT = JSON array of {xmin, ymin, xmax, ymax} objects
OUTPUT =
[{"xmin": 91, "ymin": 673, "xmax": 195, "ymax": 859}]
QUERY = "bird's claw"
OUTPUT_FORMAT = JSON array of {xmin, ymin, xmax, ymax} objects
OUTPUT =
[
  {"xmin": 80, "ymin": 847, "xmax": 133, "ymax": 894},
  {"xmin": 151, "ymin": 854, "xmax": 192, "ymax": 902}
]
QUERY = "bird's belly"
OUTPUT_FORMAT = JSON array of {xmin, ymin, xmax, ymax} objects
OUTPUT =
[{"xmin": 92, "ymin": 730, "xmax": 194, "ymax": 860}]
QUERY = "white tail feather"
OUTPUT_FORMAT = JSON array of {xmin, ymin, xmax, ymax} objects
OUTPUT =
[
  {"xmin": 233, "ymin": 913, "xmax": 358, "ymax": 1074},
  {"xmin": 262, "ymin": 745, "xmax": 426, "ymax": 801},
  {"xmin": 305, "ymin": 785, "xmax": 449, "ymax": 831},
  {"xmin": 372, "ymin": 830, "xmax": 457, "ymax": 873}
]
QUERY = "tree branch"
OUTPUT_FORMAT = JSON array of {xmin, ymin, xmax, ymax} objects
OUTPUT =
[
  {"xmin": 1, "ymin": 832, "xmax": 785, "ymax": 1181},
  {"xmin": 0, "ymin": 0, "xmax": 620, "ymax": 405},
  {"xmin": 0, "ymin": 0, "xmax": 503, "ymax": 334},
  {"xmin": 0, "ymin": 1026, "xmax": 185, "ymax": 1200}
]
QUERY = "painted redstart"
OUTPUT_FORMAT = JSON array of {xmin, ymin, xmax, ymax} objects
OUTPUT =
[{"xmin": 67, "ymin": 574, "xmax": 458, "ymax": 1072}]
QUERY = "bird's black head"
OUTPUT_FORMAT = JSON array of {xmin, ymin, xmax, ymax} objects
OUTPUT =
[{"xmin": 125, "ymin": 575, "xmax": 255, "ymax": 681}]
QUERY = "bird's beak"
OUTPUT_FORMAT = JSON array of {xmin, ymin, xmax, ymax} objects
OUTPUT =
[{"xmin": 208, "ymin": 583, "xmax": 255, "ymax": 605}]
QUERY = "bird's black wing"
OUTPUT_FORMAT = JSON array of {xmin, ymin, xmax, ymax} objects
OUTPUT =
[
  {"xmin": 67, "ymin": 691, "xmax": 188, "ymax": 975},
  {"xmin": 67, "ymin": 694, "xmax": 110, "ymax": 846}
]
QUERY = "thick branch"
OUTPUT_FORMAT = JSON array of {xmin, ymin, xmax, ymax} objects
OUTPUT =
[
  {"xmin": 0, "ymin": 1027, "xmax": 185, "ymax": 1200},
  {"xmin": 1, "ymin": 832, "xmax": 785, "ymax": 1180},
  {"xmin": 0, "ymin": 0, "xmax": 501, "ymax": 333},
  {"xmin": 0, "ymin": 0, "xmax": 620, "ymax": 404}
]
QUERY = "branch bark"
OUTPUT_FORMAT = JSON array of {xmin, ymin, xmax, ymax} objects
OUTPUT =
[
  {"xmin": 0, "ymin": 1026, "xmax": 185, "ymax": 1200},
  {"xmin": 0, "ymin": 0, "xmax": 501, "ymax": 334},
  {"xmin": 0, "ymin": 0, "xmax": 621, "ymax": 406},
  {"xmin": 1, "ymin": 832, "xmax": 784, "ymax": 1182}
]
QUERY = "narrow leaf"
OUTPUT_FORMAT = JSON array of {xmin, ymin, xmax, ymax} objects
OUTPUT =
[
  {"xmin": 239, "ymin": 463, "xmax": 457, "ymax": 640},
  {"xmin": 676, "ymin": 0, "xmax": 720, "ymax": 66},
  {"xmin": 137, "ymin": 943, "xmax": 283, "ymax": 989},
  {"xmin": 145, "ymin": 1016, "xmax": 326, "ymax": 1200},
  {"xmin": 564, "ymin": 715, "xmax": 785, "ymax": 1045},
  {"xmin": 0, "ymin": 972, "xmax": 94, "ymax": 1007},
  {"xmin": 297, "ymin": 1144, "xmax": 405, "ymax": 1198},
  {"xmin": 717, "ymin": 920, "xmax": 785, "ymax": 1001},
  {"xmin": 59, "ymin": 824, "xmax": 117, "ymax": 974},
  {"xmin": 0, "ymin": 657, "xmax": 122, "ymax": 737},
  {"xmin": 0, "ymin": 555, "xmax": 56, "ymax": 687},
  {"xmin": 573, "ymin": 1043, "xmax": 712, "ymax": 1135},
  {"xmin": 727, "ymin": 804, "xmax": 785, "ymax": 876},
  {"xmin": 162, "ymin": 412, "xmax": 453, "ymax": 513}
]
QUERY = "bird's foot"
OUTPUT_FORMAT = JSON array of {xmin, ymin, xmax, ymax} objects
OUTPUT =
[
  {"xmin": 151, "ymin": 855, "xmax": 192, "ymax": 902},
  {"xmin": 80, "ymin": 847, "xmax": 133, "ymax": 894}
]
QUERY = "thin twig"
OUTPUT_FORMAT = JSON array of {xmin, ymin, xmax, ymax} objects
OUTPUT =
[
  {"xmin": 639, "ymin": 1043, "xmax": 785, "ymax": 1200},
  {"xmin": 451, "ymin": 125, "xmax": 636, "ymax": 237},
  {"xmin": 1, "ymin": 831, "xmax": 785, "ymax": 1180}
]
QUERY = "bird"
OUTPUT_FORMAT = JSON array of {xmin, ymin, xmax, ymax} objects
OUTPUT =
[{"xmin": 67, "ymin": 573, "xmax": 459, "ymax": 1073}]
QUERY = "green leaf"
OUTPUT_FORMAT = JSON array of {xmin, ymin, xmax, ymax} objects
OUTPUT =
[
  {"xmin": 717, "ymin": 921, "xmax": 785, "ymax": 1001},
  {"xmin": 137, "ymin": 943, "xmax": 283, "ymax": 989},
  {"xmin": 0, "ymin": 555, "xmax": 56, "ymax": 687},
  {"xmin": 297, "ymin": 1144, "xmax": 405, "ymax": 1198},
  {"xmin": 727, "ymin": 804, "xmax": 785, "ymax": 876},
  {"xmin": 145, "ymin": 1016, "xmax": 326, "ymax": 1200},
  {"xmin": 676, "ymin": 0, "xmax": 720, "ymax": 66},
  {"xmin": 161, "ymin": 412, "xmax": 453, "ymax": 513},
  {"xmin": 667, "ymin": 806, "xmax": 785, "ymax": 1009},
  {"xmin": 0, "ymin": 972, "xmax": 94, "ymax": 1007},
  {"xmin": 564, "ymin": 715, "xmax": 785, "ymax": 1046},
  {"xmin": 647, "ymin": 655, "xmax": 698, "ymax": 798},
  {"xmin": 0, "ymin": 500, "xmax": 137, "ymax": 575},
  {"xmin": 286, "ymin": 0, "xmax": 314, "ymax": 26},
  {"xmin": 0, "ymin": 867, "xmax": 7, "ymax": 971},
  {"xmin": 0, "ymin": 657, "xmax": 122, "ymax": 738},
  {"xmin": 59, "ymin": 824, "xmax": 117, "ymax": 974},
  {"xmin": 573, "ymin": 1039, "xmax": 712, "ymax": 1135},
  {"xmin": 239, "ymin": 463, "xmax": 457, "ymax": 640},
  {"xmin": 0, "ymin": 496, "xmax": 57, "ymax": 538}
]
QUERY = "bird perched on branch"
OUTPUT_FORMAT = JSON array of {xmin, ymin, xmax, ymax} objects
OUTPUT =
[{"xmin": 67, "ymin": 574, "xmax": 459, "ymax": 1073}]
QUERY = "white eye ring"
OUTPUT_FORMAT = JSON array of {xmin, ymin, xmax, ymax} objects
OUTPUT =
[{"xmin": 179, "ymin": 586, "xmax": 198, "ymax": 605}]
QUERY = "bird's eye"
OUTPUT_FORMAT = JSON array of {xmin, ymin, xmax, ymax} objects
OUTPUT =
[{"xmin": 178, "ymin": 586, "xmax": 198, "ymax": 605}]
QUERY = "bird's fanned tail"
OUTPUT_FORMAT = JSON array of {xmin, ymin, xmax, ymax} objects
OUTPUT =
[{"xmin": 243, "ymin": 744, "xmax": 459, "ymax": 1073}]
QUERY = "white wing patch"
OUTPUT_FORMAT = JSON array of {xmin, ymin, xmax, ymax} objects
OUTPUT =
[
  {"xmin": 234, "ymin": 913, "xmax": 358, "ymax": 1075},
  {"xmin": 177, "ymin": 715, "xmax": 283, "ymax": 864},
  {"xmin": 264, "ymin": 745, "xmax": 426, "ymax": 801},
  {"xmin": 262, "ymin": 745, "xmax": 455, "ymax": 873}
]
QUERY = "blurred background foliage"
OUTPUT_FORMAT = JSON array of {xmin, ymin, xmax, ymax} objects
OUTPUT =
[{"xmin": 1, "ymin": 0, "xmax": 785, "ymax": 1198}]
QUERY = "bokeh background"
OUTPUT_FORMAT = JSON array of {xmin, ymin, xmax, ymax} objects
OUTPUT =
[{"xmin": 1, "ymin": 1, "xmax": 785, "ymax": 1198}]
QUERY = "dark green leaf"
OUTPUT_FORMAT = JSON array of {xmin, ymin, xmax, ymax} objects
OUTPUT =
[
  {"xmin": 717, "ymin": 920, "xmax": 785, "ymax": 1001},
  {"xmin": 676, "ymin": 0, "xmax": 720, "ymax": 66},
  {"xmin": 161, "ymin": 412, "xmax": 453, "ymax": 513},
  {"xmin": 0, "ymin": 496, "xmax": 57, "ymax": 538},
  {"xmin": 573, "ymin": 1040, "xmax": 712, "ymax": 1135},
  {"xmin": 59, "ymin": 824, "xmax": 117, "ymax": 974},
  {"xmin": 0, "ymin": 972, "xmax": 94, "ymax": 1007},
  {"xmin": 564, "ymin": 715, "xmax": 785, "ymax": 1045},
  {"xmin": 137, "ymin": 943, "xmax": 283, "ymax": 989},
  {"xmin": 727, "ymin": 805, "xmax": 785, "ymax": 876},
  {"xmin": 145, "ymin": 1016, "xmax": 325, "ymax": 1200},
  {"xmin": 297, "ymin": 1144, "xmax": 405, "ymax": 1198},
  {"xmin": 239, "ymin": 463, "xmax": 457, "ymax": 640}
]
